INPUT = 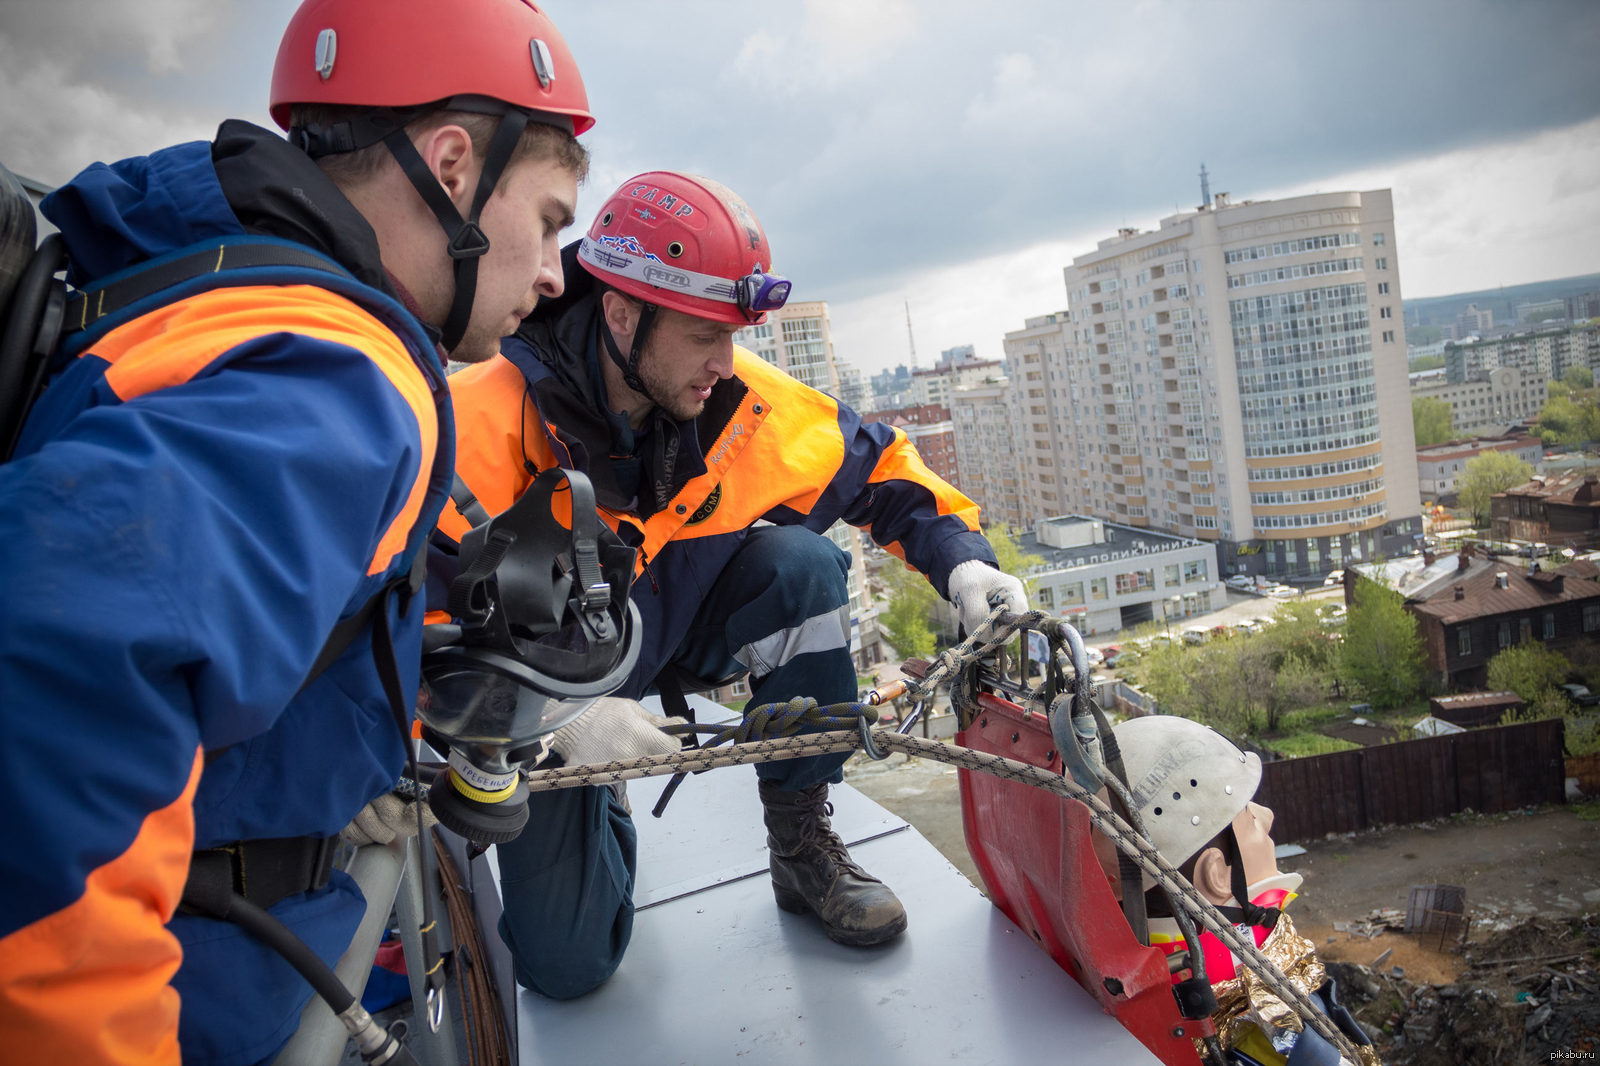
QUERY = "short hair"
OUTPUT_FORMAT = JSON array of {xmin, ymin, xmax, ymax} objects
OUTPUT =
[{"xmin": 289, "ymin": 103, "xmax": 589, "ymax": 188}]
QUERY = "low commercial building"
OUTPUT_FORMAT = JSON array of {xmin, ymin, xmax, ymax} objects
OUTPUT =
[
  {"xmin": 1012, "ymin": 515, "xmax": 1221, "ymax": 639},
  {"xmin": 1411, "ymin": 366, "xmax": 1549, "ymax": 437},
  {"xmin": 1416, "ymin": 434, "xmax": 1543, "ymax": 502}
]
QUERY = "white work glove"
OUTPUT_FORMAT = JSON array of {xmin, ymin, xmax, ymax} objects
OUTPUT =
[
  {"xmin": 549, "ymin": 696, "xmax": 685, "ymax": 767},
  {"xmin": 340, "ymin": 791, "xmax": 437, "ymax": 847},
  {"xmin": 947, "ymin": 559, "xmax": 1031, "ymax": 638}
]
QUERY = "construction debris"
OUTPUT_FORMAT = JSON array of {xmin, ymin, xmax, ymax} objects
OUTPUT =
[{"xmin": 1322, "ymin": 914, "xmax": 1600, "ymax": 1065}]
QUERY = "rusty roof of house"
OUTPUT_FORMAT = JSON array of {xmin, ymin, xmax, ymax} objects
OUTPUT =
[
  {"xmin": 1496, "ymin": 470, "xmax": 1600, "ymax": 506},
  {"xmin": 1408, "ymin": 558, "xmax": 1600, "ymax": 625}
]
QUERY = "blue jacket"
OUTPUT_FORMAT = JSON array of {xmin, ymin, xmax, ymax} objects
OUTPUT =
[{"xmin": 0, "ymin": 121, "xmax": 452, "ymax": 1065}]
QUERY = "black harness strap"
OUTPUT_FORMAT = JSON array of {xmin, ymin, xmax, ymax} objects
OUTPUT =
[{"xmin": 61, "ymin": 242, "xmax": 345, "ymax": 333}]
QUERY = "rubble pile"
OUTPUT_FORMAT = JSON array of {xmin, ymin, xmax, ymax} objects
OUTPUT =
[{"xmin": 1321, "ymin": 914, "xmax": 1600, "ymax": 1065}]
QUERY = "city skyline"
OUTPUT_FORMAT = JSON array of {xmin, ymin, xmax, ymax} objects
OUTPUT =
[{"xmin": 2, "ymin": 1, "xmax": 1597, "ymax": 375}]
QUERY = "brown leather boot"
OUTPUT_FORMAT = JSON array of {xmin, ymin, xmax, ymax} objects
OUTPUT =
[{"xmin": 759, "ymin": 779, "xmax": 908, "ymax": 946}]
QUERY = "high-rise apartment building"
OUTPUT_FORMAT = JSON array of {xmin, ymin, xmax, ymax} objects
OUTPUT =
[
  {"xmin": 1002, "ymin": 311, "xmax": 1077, "ymax": 525},
  {"xmin": 1055, "ymin": 189, "xmax": 1421, "ymax": 581},
  {"xmin": 733, "ymin": 302, "xmax": 881, "ymax": 670},
  {"xmin": 952, "ymin": 380, "xmax": 1026, "ymax": 532}
]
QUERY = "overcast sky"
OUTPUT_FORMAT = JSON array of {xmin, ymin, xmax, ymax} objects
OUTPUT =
[{"xmin": 3, "ymin": 0, "xmax": 1597, "ymax": 374}]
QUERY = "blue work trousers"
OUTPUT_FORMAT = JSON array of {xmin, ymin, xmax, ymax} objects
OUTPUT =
[{"xmin": 496, "ymin": 525, "xmax": 858, "ymax": 999}]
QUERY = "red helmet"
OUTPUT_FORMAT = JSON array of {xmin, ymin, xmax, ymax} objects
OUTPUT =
[
  {"xmin": 269, "ymin": 0, "xmax": 593, "ymax": 135},
  {"xmin": 577, "ymin": 172, "xmax": 790, "ymax": 326}
]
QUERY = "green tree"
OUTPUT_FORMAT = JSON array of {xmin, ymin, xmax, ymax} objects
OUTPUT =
[
  {"xmin": 1456, "ymin": 451, "xmax": 1534, "ymax": 525},
  {"xmin": 1412, "ymin": 396, "xmax": 1454, "ymax": 446},
  {"xmin": 878, "ymin": 560, "xmax": 937, "ymax": 659},
  {"xmin": 1536, "ymin": 393, "xmax": 1600, "ymax": 447},
  {"xmin": 1562, "ymin": 365, "xmax": 1595, "ymax": 391},
  {"xmin": 1486, "ymin": 642, "xmax": 1573, "ymax": 718},
  {"xmin": 986, "ymin": 523, "xmax": 1044, "ymax": 594},
  {"xmin": 1340, "ymin": 581, "xmax": 1426, "ymax": 709}
]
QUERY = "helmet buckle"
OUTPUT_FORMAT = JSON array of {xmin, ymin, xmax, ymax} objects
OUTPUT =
[{"xmin": 448, "ymin": 222, "xmax": 491, "ymax": 261}]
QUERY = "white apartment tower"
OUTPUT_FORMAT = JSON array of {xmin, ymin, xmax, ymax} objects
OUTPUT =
[
  {"xmin": 952, "ymin": 379, "xmax": 1026, "ymax": 532},
  {"xmin": 1059, "ymin": 189, "xmax": 1422, "ymax": 581},
  {"xmin": 1002, "ymin": 311, "xmax": 1077, "ymax": 525}
]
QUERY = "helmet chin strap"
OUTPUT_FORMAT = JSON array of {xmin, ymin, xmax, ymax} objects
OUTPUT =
[
  {"xmin": 381, "ymin": 110, "xmax": 530, "ymax": 354},
  {"xmin": 599, "ymin": 299, "xmax": 662, "ymax": 405}
]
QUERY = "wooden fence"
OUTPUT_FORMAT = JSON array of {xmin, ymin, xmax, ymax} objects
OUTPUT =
[{"xmin": 1253, "ymin": 718, "xmax": 1567, "ymax": 844}]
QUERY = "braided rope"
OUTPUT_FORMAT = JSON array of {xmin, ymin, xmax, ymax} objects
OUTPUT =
[
  {"xmin": 520, "ymin": 605, "xmax": 1361, "ymax": 1061},
  {"xmin": 524, "ymin": 733, "xmax": 1357, "ymax": 1058}
]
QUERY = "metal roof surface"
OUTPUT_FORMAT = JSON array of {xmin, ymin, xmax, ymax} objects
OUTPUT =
[{"xmin": 501, "ymin": 731, "xmax": 1162, "ymax": 1065}]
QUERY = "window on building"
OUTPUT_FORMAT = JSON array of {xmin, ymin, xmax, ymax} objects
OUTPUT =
[
  {"xmin": 1585, "ymin": 604, "xmax": 1600, "ymax": 632},
  {"xmin": 1375, "ymin": 258, "xmax": 1388, "ymax": 270},
  {"xmin": 1373, "ymin": 233, "xmax": 1386, "ymax": 246},
  {"xmin": 1037, "ymin": 586, "xmax": 1054, "ymax": 609},
  {"xmin": 1377, "ymin": 282, "xmax": 1390, "ymax": 295},
  {"xmin": 1382, "ymin": 330, "xmax": 1395, "ymax": 343},
  {"xmin": 1520, "ymin": 617, "xmax": 1533, "ymax": 644},
  {"xmin": 1497, "ymin": 620, "xmax": 1511, "ymax": 649},
  {"xmin": 1543, "ymin": 612, "xmax": 1555, "ymax": 640},
  {"xmin": 1114, "ymin": 570, "xmax": 1154, "ymax": 595},
  {"xmin": 1090, "ymin": 577, "xmax": 1108, "ymax": 601},
  {"xmin": 1062, "ymin": 581, "xmax": 1084, "ymax": 604},
  {"xmin": 1183, "ymin": 559, "xmax": 1207, "ymax": 583},
  {"xmin": 1164, "ymin": 563, "xmax": 1180, "ymax": 586},
  {"xmin": 1457, "ymin": 628, "xmax": 1471, "ymax": 657},
  {"xmin": 1380, "ymin": 306, "xmax": 1392, "ymax": 319}
]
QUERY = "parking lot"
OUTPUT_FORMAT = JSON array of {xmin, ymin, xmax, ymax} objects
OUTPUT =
[{"xmin": 1091, "ymin": 582, "xmax": 1346, "ymax": 661}]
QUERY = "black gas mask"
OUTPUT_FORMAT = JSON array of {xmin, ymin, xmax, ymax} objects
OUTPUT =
[{"xmin": 419, "ymin": 468, "xmax": 640, "ymax": 844}]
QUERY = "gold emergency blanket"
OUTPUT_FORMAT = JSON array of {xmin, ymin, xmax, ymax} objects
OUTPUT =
[{"xmin": 1205, "ymin": 913, "xmax": 1382, "ymax": 1066}]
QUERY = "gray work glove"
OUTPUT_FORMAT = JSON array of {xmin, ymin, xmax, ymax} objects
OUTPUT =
[
  {"xmin": 340, "ymin": 790, "xmax": 437, "ymax": 847},
  {"xmin": 549, "ymin": 696, "xmax": 685, "ymax": 767},
  {"xmin": 947, "ymin": 559, "xmax": 1031, "ymax": 638}
]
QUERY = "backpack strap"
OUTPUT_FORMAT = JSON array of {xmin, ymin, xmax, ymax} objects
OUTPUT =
[{"xmin": 61, "ymin": 239, "xmax": 347, "ymax": 335}]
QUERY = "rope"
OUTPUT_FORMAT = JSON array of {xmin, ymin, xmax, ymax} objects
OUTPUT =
[
  {"xmin": 526, "ymin": 728, "xmax": 1359, "ymax": 1059},
  {"xmin": 522, "ymin": 604, "xmax": 1363, "ymax": 1062}
]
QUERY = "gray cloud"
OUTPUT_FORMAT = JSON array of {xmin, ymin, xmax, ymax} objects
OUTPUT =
[{"xmin": 2, "ymin": 0, "xmax": 1596, "ymax": 366}]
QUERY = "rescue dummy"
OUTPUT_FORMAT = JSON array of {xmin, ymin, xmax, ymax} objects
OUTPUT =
[
  {"xmin": 434, "ymin": 170, "xmax": 1031, "ymax": 996},
  {"xmin": 1107, "ymin": 716, "xmax": 1378, "ymax": 1066}
]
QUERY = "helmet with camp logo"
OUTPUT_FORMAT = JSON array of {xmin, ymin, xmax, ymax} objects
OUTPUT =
[{"xmin": 576, "ymin": 171, "xmax": 789, "ymax": 327}]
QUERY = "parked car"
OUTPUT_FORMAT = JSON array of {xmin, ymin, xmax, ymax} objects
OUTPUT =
[
  {"xmin": 1268, "ymin": 585, "xmax": 1299, "ymax": 599},
  {"xmin": 1320, "ymin": 605, "xmax": 1348, "ymax": 626},
  {"xmin": 1560, "ymin": 683, "xmax": 1599, "ymax": 708},
  {"xmin": 1232, "ymin": 620, "xmax": 1263, "ymax": 636},
  {"xmin": 1225, "ymin": 575, "xmax": 1255, "ymax": 591},
  {"xmin": 1322, "ymin": 569, "xmax": 1345, "ymax": 587},
  {"xmin": 1181, "ymin": 626, "xmax": 1208, "ymax": 645}
]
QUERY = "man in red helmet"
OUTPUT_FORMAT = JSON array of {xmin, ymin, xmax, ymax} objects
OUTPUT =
[
  {"xmin": 437, "ymin": 171, "xmax": 1029, "ymax": 997},
  {"xmin": 0, "ymin": 2, "xmax": 593, "ymax": 1062}
]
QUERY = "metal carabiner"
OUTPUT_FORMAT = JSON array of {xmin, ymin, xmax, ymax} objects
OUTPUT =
[
  {"xmin": 897, "ymin": 697, "xmax": 930, "ymax": 735},
  {"xmin": 426, "ymin": 984, "xmax": 444, "ymax": 1033},
  {"xmin": 857, "ymin": 715, "xmax": 890, "ymax": 760}
]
